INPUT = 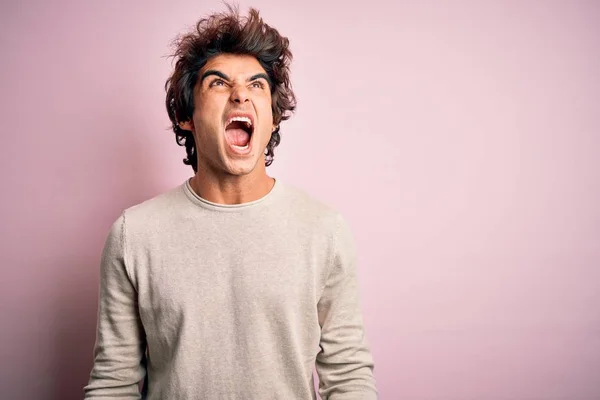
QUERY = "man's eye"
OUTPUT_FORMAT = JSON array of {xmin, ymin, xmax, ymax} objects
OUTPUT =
[
  {"xmin": 251, "ymin": 81, "xmax": 264, "ymax": 89},
  {"xmin": 211, "ymin": 79, "xmax": 225, "ymax": 87}
]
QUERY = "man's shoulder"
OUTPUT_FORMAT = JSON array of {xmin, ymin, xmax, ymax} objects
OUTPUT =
[
  {"xmin": 278, "ymin": 181, "xmax": 346, "ymax": 230},
  {"xmin": 120, "ymin": 181, "xmax": 189, "ymax": 227}
]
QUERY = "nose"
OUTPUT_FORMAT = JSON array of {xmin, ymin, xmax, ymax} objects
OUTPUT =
[{"xmin": 230, "ymin": 85, "xmax": 250, "ymax": 104}]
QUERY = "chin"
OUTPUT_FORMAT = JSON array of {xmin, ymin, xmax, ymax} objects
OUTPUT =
[
  {"xmin": 220, "ymin": 138, "xmax": 267, "ymax": 176},
  {"xmin": 222, "ymin": 156, "xmax": 262, "ymax": 177}
]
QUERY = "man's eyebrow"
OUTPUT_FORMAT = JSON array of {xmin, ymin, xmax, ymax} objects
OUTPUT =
[
  {"xmin": 200, "ymin": 70, "xmax": 230, "ymax": 84},
  {"xmin": 248, "ymin": 73, "xmax": 270, "ymax": 84},
  {"xmin": 200, "ymin": 70, "xmax": 271, "ymax": 87}
]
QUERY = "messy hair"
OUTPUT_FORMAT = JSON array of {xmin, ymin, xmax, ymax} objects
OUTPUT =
[{"xmin": 165, "ymin": 4, "xmax": 296, "ymax": 173}]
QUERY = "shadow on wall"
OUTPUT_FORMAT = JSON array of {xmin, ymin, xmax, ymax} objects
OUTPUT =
[
  {"xmin": 48, "ymin": 116, "xmax": 167, "ymax": 400},
  {"xmin": 52, "ymin": 252, "xmax": 102, "ymax": 400}
]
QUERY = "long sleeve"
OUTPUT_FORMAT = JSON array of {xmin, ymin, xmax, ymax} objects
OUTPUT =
[
  {"xmin": 316, "ymin": 214, "xmax": 377, "ymax": 400},
  {"xmin": 84, "ymin": 213, "xmax": 147, "ymax": 399}
]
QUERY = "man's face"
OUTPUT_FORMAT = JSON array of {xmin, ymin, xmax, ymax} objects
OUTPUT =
[{"xmin": 180, "ymin": 53, "xmax": 274, "ymax": 177}]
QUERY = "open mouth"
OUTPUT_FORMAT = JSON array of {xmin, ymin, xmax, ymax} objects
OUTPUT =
[{"xmin": 225, "ymin": 115, "xmax": 254, "ymax": 152}]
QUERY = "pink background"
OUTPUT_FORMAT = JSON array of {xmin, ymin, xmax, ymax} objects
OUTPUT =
[{"xmin": 1, "ymin": 1, "xmax": 599, "ymax": 399}]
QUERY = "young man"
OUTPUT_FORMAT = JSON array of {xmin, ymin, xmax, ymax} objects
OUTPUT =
[{"xmin": 84, "ymin": 6, "xmax": 377, "ymax": 400}]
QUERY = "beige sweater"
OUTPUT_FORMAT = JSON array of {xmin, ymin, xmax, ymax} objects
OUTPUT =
[{"xmin": 84, "ymin": 179, "xmax": 377, "ymax": 400}]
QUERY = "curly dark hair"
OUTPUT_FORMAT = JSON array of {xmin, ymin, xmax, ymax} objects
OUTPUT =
[{"xmin": 164, "ymin": 4, "xmax": 296, "ymax": 173}]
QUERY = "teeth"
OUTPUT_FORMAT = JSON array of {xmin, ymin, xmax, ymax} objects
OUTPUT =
[
  {"xmin": 228, "ymin": 116, "xmax": 252, "ymax": 127},
  {"xmin": 231, "ymin": 144, "xmax": 249, "ymax": 150}
]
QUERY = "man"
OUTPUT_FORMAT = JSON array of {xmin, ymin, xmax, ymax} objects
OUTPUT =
[{"xmin": 84, "ymin": 5, "xmax": 377, "ymax": 400}]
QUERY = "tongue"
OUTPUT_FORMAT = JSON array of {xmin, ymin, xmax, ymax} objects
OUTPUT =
[{"xmin": 226, "ymin": 128, "xmax": 250, "ymax": 146}]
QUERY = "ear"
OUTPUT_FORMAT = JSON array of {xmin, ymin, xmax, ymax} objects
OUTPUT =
[{"xmin": 179, "ymin": 120, "xmax": 194, "ymax": 131}]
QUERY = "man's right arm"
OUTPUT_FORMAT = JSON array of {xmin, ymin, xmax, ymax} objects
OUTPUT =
[{"xmin": 84, "ymin": 213, "xmax": 147, "ymax": 399}]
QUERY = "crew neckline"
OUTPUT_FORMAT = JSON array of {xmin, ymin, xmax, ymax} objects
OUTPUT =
[{"xmin": 183, "ymin": 177, "xmax": 281, "ymax": 212}]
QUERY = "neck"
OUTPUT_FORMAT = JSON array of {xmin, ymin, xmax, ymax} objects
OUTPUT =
[{"xmin": 190, "ymin": 164, "xmax": 275, "ymax": 205}]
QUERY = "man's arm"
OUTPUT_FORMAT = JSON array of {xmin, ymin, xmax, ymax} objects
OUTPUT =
[
  {"xmin": 316, "ymin": 213, "xmax": 377, "ymax": 400},
  {"xmin": 84, "ymin": 214, "xmax": 147, "ymax": 399}
]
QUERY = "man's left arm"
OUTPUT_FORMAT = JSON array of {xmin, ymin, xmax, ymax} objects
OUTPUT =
[{"xmin": 315, "ymin": 213, "xmax": 378, "ymax": 400}]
